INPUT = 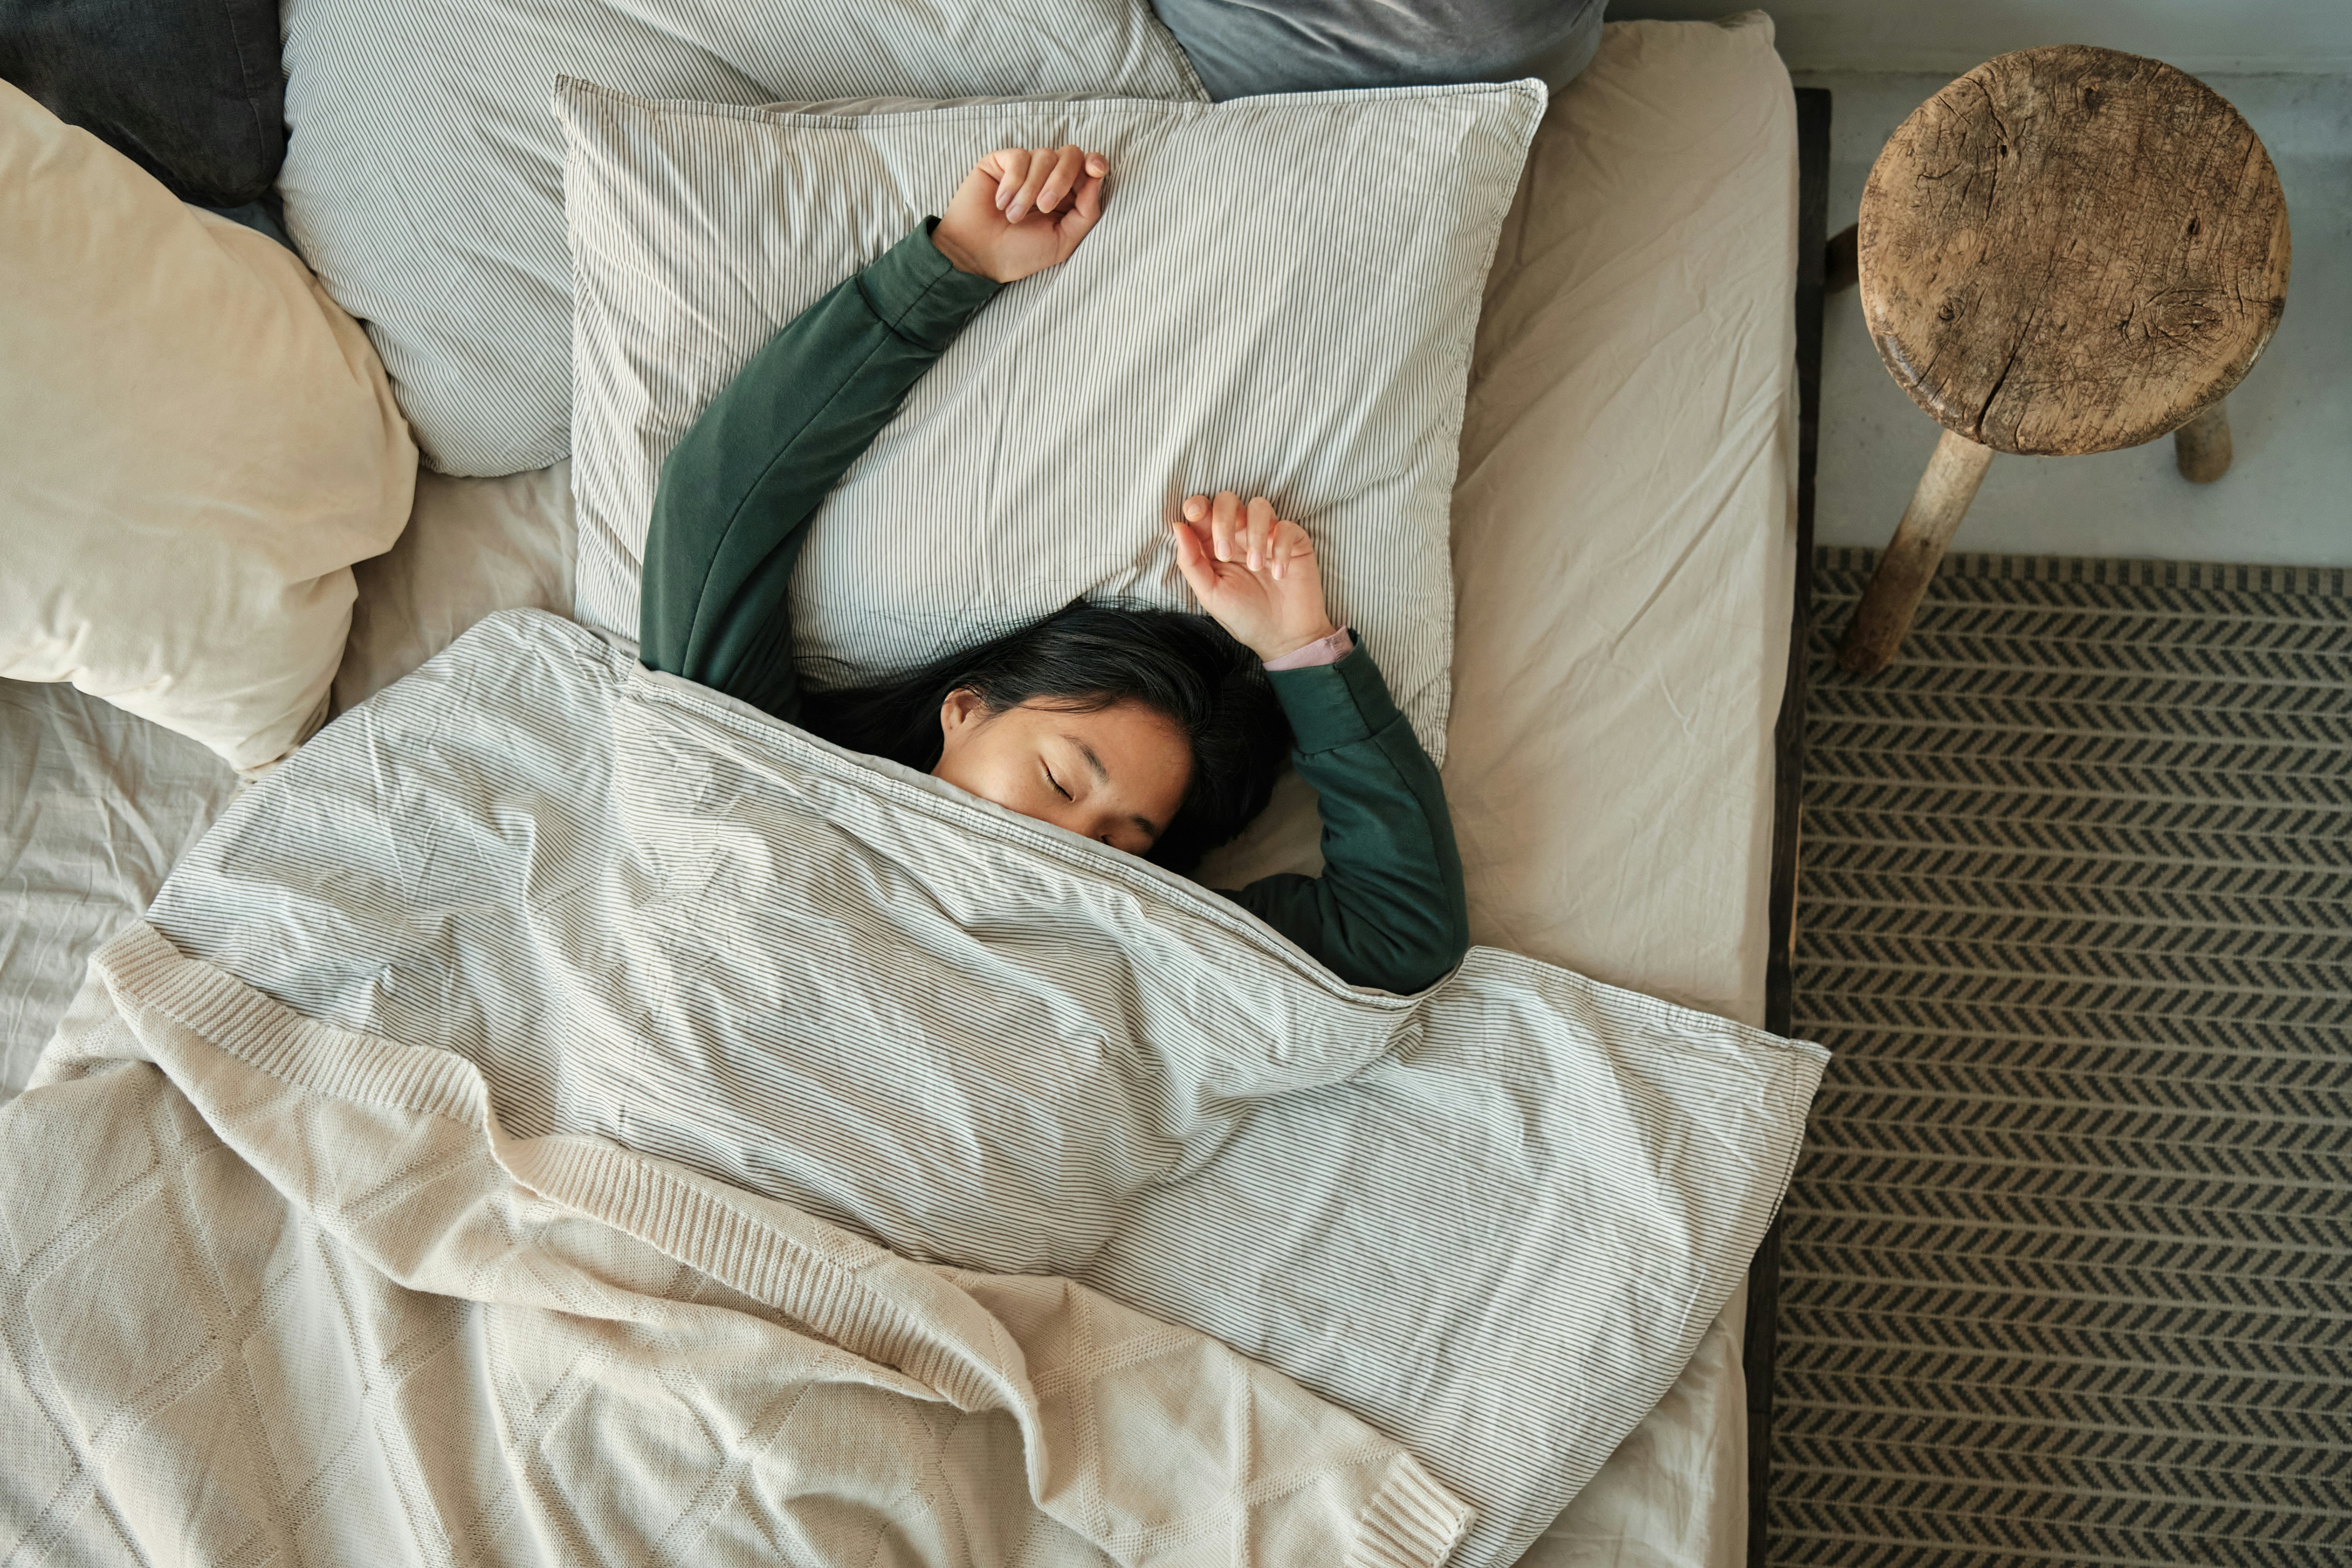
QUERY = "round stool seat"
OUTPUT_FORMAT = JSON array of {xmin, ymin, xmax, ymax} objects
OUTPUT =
[{"xmin": 1858, "ymin": 45, "xmax": 2289, "ymax": 456}]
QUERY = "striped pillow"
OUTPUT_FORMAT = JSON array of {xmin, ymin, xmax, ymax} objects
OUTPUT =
[
  {"xmin": 559, "ymin": 77, "xmax": 1544, "ymax": 761},
  {"xmin": 276, "ymin": 0, "xmax": 1206, "ymax": 478}
]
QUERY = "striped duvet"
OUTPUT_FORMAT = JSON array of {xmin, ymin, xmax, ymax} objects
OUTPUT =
[{"xmin": 116, "ymin": 610, "xmax": 1822, "ymax": 1566}]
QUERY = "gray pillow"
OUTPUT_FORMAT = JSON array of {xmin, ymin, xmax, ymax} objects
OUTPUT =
[
  {"xmin": 0, "ymin": 0, "xmax": 284, "ymax": 206},
  {"xmin": 1150, "ymin": 0, "xmax": 1605, "ymax": 99}
]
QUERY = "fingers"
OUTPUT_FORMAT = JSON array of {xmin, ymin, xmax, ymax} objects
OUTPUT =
[
  {"xmin": 1005, "ymin": 145, "xmax": 1058, "ymax": 222},
  {"xmin": 1050, "ymin": 151, "xmax": 1107, "ymax": 215},
  {"xmin": 1269, "ymin": 517, "xmax": 1312, "ymax": 581},
  {"xmin": 1188, "ymin": 492, "xmax": 1297, "ymax": 573},
  {"xmin": 1243, "ymin": 496, "xmax": 1277, "ymax": 573},
  {"xmin": 1205, "ymin": 490, "xmax": 1244, "ymax": 564},
  {"xmin": 988, "ymin": 148, "xmax": 1027, "ymax": 213},
  {"xmin": 989, "ymin": 146, "xmax": 1107, "ymax": 220},
  {"xmin": 1032, "ymin": 144, "xmax": 1087, "ymax": 215},
  {"xmin": 1058, "ymin": 164, "xmax": 1106, "ymax": 248},
  {"xmin": 1168, "ymin": 519, "xmax": 1216, "ymax": 600}
]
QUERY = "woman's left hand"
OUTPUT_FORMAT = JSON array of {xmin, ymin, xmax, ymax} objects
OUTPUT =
[{"xmin": 1171, "ymin": 492, "xmax": 1339, "ymax": 664}]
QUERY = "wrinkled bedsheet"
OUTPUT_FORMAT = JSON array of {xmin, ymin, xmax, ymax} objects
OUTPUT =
[
  {"xmin": 6, "ymin": 924, "xmax": 1470, "ymax": 1568},
  {"xmin": 0, "ymin": 679, "xmax": 237, "ymax": 1095},
  {"xmin": 96, "ymin": 608, "xmax": 1823, "ymax": 1568}
]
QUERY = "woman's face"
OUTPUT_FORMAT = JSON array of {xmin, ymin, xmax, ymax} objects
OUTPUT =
[{"xmin": 932, "ymin": 691, "xmax": 1192, "ymax": 857}]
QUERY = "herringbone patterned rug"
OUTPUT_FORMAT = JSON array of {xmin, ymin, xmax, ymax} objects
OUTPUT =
[{"xmin": 1770, "ymin": 551, "xmax": 2351, "ymax": 1568}]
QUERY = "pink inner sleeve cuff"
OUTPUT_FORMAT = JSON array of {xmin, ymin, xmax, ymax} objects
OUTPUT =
[{"xmin": 1261, "ymin": 627, "xmax": 1354, "ymax": 671}]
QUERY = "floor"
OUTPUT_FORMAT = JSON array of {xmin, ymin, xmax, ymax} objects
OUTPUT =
[
  {"xmin": 1792, "ymin": 70, "xmax": 2352, "ymax": 567},
  {"xmin": 1775, "ymin": 549, "xmax": 2352, "ymax": 1568}
]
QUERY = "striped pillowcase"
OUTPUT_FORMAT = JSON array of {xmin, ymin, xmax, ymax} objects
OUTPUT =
[
  {"xmin": 276, "ymin": 0, "xmax": 1207, "ymax": 478},
  {"xmin": 557, "ymin": 76, "xmax": 1546, "ymax": 761}
]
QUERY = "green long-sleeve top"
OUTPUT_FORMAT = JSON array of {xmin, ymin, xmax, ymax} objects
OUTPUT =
[{"xmin": 640, "ymin": 221, "xmax": 1469, "ymax": 993}]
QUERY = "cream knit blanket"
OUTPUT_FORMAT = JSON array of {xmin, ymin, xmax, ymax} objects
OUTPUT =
[{"xmin": 3, "ymin": 923, "xmax": 1469, "ymax": 1566}]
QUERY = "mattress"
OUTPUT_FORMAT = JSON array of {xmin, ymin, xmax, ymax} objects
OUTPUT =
[
  {"xmin": 1451, "ymin": 17, "xmax": 1796, "ymax": 1565},
  {"xmin": 0, "ymin": 15, "xmax": 1797, "ymax": 1565}
]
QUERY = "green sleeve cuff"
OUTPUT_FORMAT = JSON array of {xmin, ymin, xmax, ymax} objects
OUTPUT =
[
  {"xmin": 1263, "ymin": 635, "xmax": 1405, "ymax": 754},
  {"xmin": 856, "ymin": 220, "xmax": 1002, "ymax": 352}
]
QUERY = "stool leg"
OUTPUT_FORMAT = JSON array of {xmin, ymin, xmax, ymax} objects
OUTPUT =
[
  {"xmin": 1837, "ymin": 429, "xmax": 1995, "ymax": 675},
  {"xmin": 2175, "ymin": 400, "xmax": 2232, "ymax": 483}
]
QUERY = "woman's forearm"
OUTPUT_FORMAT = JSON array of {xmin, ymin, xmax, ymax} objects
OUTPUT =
[
  {"xmin": 639, "ymin": 220, "xmax": 999, "ymax": 716},
  {"xmin": 1225, "ymin": 644, "xmax": 1470, "ymax": 992}
]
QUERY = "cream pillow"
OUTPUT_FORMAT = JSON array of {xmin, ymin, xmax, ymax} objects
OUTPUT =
[
  {"xmin": 0, "ymin": 82, "xmax": 416, "ymax": 774},
  {"xmin": 559, "ymin": 76, "xmax": 1547, "ymax": 761}
]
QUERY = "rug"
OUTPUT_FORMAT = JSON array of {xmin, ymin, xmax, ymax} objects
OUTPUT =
[{"xmin": 1769, "ymin": 551, "xmax": 2351, "ymax": 1568}]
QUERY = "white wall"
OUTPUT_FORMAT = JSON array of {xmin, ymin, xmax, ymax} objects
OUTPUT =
[{"xmin": 1606, "ymin": 0, "xmax": 2352, "ymax": 73}]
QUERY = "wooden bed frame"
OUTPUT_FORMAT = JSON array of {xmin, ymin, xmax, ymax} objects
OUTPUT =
[{"xmin": 1745, "ymin": 81, "xmax": 1830, "ymax": 1568}]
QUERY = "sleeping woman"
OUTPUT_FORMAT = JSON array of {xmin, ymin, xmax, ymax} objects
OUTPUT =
[{"xmin": 640, "ymin": 143, "xmax": 1469, "ymax": 993}]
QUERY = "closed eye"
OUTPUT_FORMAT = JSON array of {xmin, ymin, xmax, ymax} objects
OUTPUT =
[{"xmin": 1043, "ymin": 761, "xmax": 1073, "ymax": 801}]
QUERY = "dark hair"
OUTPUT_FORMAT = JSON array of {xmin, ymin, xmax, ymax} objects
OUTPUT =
[{"xmin": 798, "ymin": 602, "xmax": 1291, "ymax": 872}]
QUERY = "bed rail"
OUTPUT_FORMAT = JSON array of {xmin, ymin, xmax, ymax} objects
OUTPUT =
[{"xmin": 1746, "ymin": 79, "xmax": 1830, "ymax": 1568}]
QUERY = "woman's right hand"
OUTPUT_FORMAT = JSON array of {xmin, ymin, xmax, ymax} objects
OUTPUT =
[
  {"xmin": 1171, "ymin": 492, "xmax": 1340, "ymax": 665},
  {"xmin": 932, "ymin": 145, "xmax": 1109, "ymax": 283}
]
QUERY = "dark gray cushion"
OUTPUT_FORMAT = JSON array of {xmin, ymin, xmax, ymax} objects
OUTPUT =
[
  {"xmin": 1151, "ymin": 0, "xmax": 1604, "ymax": 100},
  {"xmin": 0, "ymin": 0, "xmax": 284, "ymax": 206}
]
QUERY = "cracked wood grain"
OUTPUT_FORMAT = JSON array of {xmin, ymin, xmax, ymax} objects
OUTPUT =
[{"xmin": 1856, "ymin": 45, "xmax": 2289, "ymax": 456}]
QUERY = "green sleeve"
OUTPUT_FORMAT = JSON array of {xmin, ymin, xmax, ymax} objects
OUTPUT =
[
  {"xmin": 638, "ymin": 220, "xmax": 1000, "ymax": 720},
  {"xmin": 1223, "ymin": 642, "xmax": 1471, "ymax": 992}
]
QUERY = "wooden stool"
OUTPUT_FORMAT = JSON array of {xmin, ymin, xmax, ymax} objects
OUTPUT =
[{"xmin": 1837, "ymin": 45, "xmax": 2290, "ymax": 675}]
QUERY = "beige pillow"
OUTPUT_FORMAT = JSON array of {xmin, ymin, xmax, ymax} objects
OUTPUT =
[{"xmin": 0, "ymin": 81, "xmax": 416, "ymax": 773}]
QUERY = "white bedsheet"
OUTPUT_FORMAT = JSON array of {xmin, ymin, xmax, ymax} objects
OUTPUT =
[
  {"xmin": 0, "ymin": 680, "xmax": 237, "ymax": 1095},
  {"xmin": 0, "ymin": 15, "xmax": 1797, "ymax": 1565},
  {"xmin": 335, "ymin": 461, "xmax": 577, "ymax": 713}
]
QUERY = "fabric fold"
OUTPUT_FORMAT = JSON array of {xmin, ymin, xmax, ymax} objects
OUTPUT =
[
  {"xmin": 5, "ymin": 917, "xmax": 1475, "ymax": 1568},
  {"xmin": 125, "ymin": 607, "xmax": 1824, "ymax": 1568}
]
